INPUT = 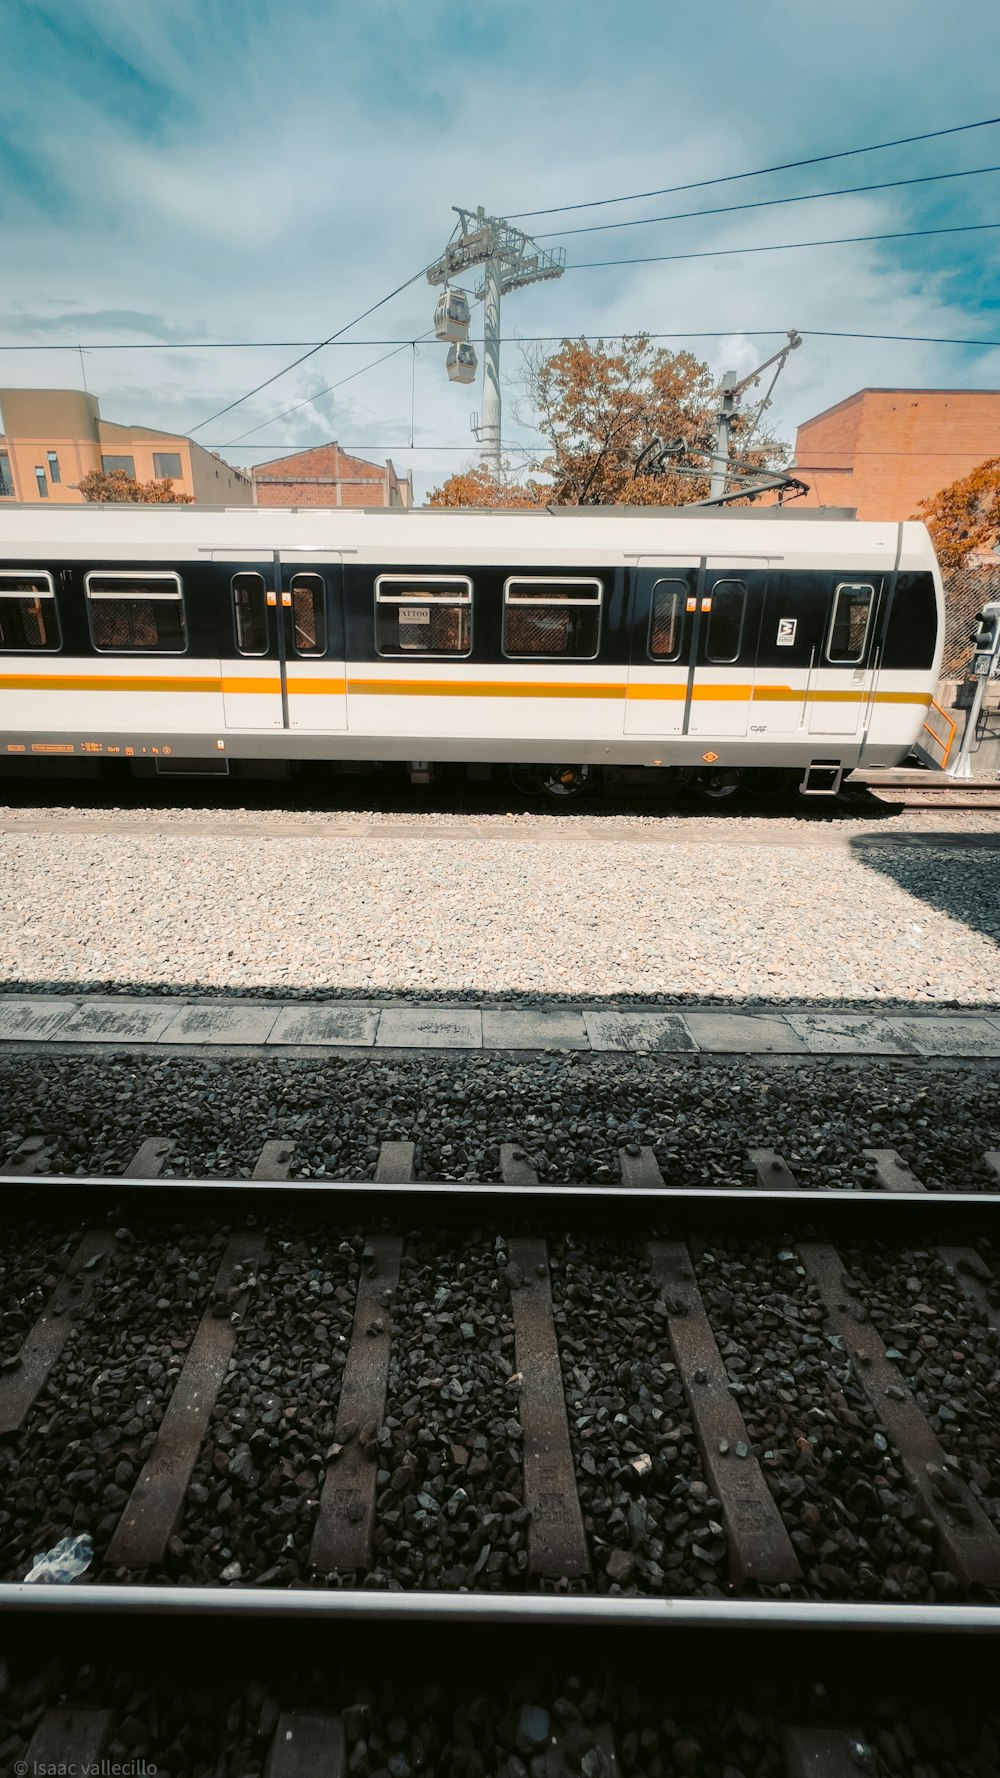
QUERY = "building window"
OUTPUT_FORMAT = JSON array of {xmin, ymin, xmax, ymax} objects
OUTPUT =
[
  {"xmin": 85, "ymin": 571, "xmax": 186, "ymax": 653},
  {"xmin": 0, "ymin": 454, "xmax": 13, "ymax": 498},
  {"xmin": 705, "ymin": 581, "xmax": 746, "ymax": 663},
  {"xmin": 35, "ymin": 467, "xmax": 49, "ymax": 500},
  {"xmin": 290, "ymin": 573, "xmax": 327, "ymax": 656},
  {"xmin": 232, "ymin": 573, "xmax": 269, "ymax": 656},
  {"xmin": 828, "ymin": 583, "xmax": 874, "ymax": 663},
  {"xmin": 153, "ymin": 452, "xmax": 183, "ymax": 480},
  {"xmin": 502, "ymin": 577, "xmax": 602, "ymax": 659},
  {"xmin": 46, "ymin": 451, "xmax": 60, "ymax": 485},
  {"xmin": 101, "ymin": 455, "xmax": 136, "ymax": 478},
  {"xmin": 648, "ymin": 580, "xmax": 685, "ymax": 660},
  {"xmin": 0, "ymin": 571, "xmax": 60, "ymax": 651},
  {"xmin": 375, "ymin": 575, "xmax": 472, "ymax": 656}
]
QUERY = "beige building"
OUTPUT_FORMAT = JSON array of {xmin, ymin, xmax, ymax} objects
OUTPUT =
[{"xmin": 0, "ymin": 388, "xmax": 253, "ymax": 505}]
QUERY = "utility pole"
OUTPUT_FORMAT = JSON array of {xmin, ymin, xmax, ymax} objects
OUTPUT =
[
  {"xmin": 708, "ymin": 331, "xmax": 802, "ymax": 501},
  {"xmin": 427, "ymin": 208, "xmax": 565, "ymax": 475}
]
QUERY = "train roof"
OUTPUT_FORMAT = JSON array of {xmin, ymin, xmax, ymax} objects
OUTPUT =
[{"xmin": 0, "ymin": 503, "xmax": 937, "ymax": 574}]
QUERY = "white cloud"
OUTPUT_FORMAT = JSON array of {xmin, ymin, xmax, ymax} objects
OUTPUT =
[{"xmin": 2, "ymin": 0, "xmax": 999, "ymax": 500}]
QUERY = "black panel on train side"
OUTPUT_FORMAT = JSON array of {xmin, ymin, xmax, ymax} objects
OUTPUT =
[
  {"xmin": 342, "ymin": 564, "xmax": 630, "ymax": 664},
  {"xmin": 881, "ymin": 572, "xmax": 937, "ymax": 670}
]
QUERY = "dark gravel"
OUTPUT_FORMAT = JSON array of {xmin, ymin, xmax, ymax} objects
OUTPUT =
[
  {"xmin": 842, "ymin": 1240, "xmax": 1000, "ymax": 1525},
  {"xmin": 4, "ymin": 1641, "xmax": 1000, "ymax": 1778},
  {"xmin": 548, "ymin": 1234, "xmax": 726, "ymax": 1598},
  {"xmin": 1, "ymin": 1052, "xmax": 999, "ymax": 1191},
  {"xmin": 694, "ymin": 1238, "xmax": 951, "ymax": 1602},
  {"xmin": 369, "ymin": 1232, "xmax": 523, "ymax": 1591}
]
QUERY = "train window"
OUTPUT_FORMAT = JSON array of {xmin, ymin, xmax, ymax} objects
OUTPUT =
[
  {"xmin": 291, "ymin": 573, "xmax": 327, "ymax": 656},
  {"xmin": 705, "ymin": 580, "xmax": 746, "ymax": 663},
  {"xmin": 232, "ymin": 573, "xmax": 268, "ymax": 656},
  {"xmin": 648, "ymin": 580, "xmax": 684, "ymax": 660},
  {"xmin": 828, "ymin": 583, "xmax": 874, "ymax": 662},
  {"xmin": 502, "ymin": 578, "xmax": 602, "ymax": 658},
  {"xmin": 375, "ymin": 575, "xmax": 472, "ymax": 656},
  {"xmin": 0, "ymin": 570, "xmax": 61, "ymax": 651},
  {"xmin": 85, "ymin": 571, "xmax": 187, "ymax": 653}
]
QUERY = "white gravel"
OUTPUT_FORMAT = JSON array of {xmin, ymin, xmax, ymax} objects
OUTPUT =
[{"xmin": 2, "ymin": 806, "xmax": 999, "ymax": 1004}]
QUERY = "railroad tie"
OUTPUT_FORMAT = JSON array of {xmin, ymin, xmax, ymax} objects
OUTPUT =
[
  {"xmin": 501, "ymin": 1143, "xmax": 590, "ymax": 1582},
  {"xmin": 864, "ymin": 1148, "xmax": 923, "ymax": 1193},
  {"xmin": 647, "ymin": 1241, "xmax": 801, "ymax": 1587},
  {"xmin": 783, "ymin": 1725, "xmax": 873, "ymax": 1778},
  {"xmin": 0, "ymin": 1136, "xmax": 178, "ymax": 1438},
  {"xmin": 309, "ymin": 1141, "xmax": 411, "ymax": 1574},
  {"xmin": 265, "ymin": 1713, "xmax": 346, "ymax": 1778},
  {"xmin": 0, "ymin": 1225, "xmax": 113, "ymax": 1437},
  {"xmin": 795, "ymin": 1238, "xmax": 1000, "ymax": 1588},
  {"xmin": 105, "ymin": 1224, "xmax": 266, "ymax": 1569},
  {"xmin": 748, "ymin": 1148, "xmax": 802, "ymax": 1192},
  {"xmin": 123, "ymin": 1136, "xmax": 174, "ymax": 1178},
  {"xmin": 255, "ymin": 1139, "xmax": 296, "ymax": 1180},
  {"xmin": 618, "ymin": 1146, "xmax": 668, "ymax": 1189},
  {"xmin": 24, "ymin": 1709, "xmax": 114, "ymax": 1771},
  {"xmin": 3, "ymin": 1134, "xmax": 57, "ymax": 1176}
]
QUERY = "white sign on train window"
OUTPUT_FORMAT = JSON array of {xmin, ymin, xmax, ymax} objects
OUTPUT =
[
  {"xmin": 776, "ymin": 618, "xmax": 797, "ymax": 646},
  {"xmin": 400, "ymin": 606, "xmax": 430, "ymax": 625}
]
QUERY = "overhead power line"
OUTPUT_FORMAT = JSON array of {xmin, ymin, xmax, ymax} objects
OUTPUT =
[
  {"xmin": 186, "ymin": 264, "xmax": 431, "ymax": 435},
  {"xmin": 573, "ymin": 218, "xmax": 1000, "ymax": 269},
  {"xmin": 537, "ymin": 163, "xmax": 1000, "ymax": 241},
  {"xmin": 509, "ymin": 112, "xmax": 1000, "ymax": 220},
  {"xmin": 8, "ymin": 326, "xmax": 1000, "ymax": 354}
]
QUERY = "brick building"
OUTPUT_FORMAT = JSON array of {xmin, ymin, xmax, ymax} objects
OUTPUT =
[
  {"xmin": 786, "ymin": 388, "xmax": 1000, "ymax": 520},
  {"xmin": 0, "ymin": 388, "xmax": 253, "ymax": 504},
  {"xmin": 252, "ymin": 443, "xmax": 413, "ymax": 509}
]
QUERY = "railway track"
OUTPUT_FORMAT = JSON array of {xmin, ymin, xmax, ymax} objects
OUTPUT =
[{"xmin": 2, "ymin": 1137, "xmax": 999, "ymax": 1625}]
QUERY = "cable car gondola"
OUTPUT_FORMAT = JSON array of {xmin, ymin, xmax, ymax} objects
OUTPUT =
[
  {"xmin": 433, "ymin": 287, "xmax": 471, "ymax": 342},
  {"xmin": 446, "ymin": 342, "xmax": 477, "ymax": 384}
]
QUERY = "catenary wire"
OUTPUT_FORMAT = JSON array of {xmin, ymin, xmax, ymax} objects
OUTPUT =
[
  {"xmin": 536, "ymin": 163, "xmax": 1000, "ymax": 241},
  {"xmin": 572, "ymin": 218, "xmax": 1000, "ymax": 268},
  {"xmin": 6, "ymin": 328, "xmax": 1000, "ymax": 352},
  {"xmin": 509, "ymin": 112, "xmax": 1000, "ymax": 219},
  {"xmin": 221, "ymin": 332, "xmax": 437, "ymax": 447},
  {"xmin": 186, "ymin": 264, "xmax": 432, "ymax": 435}
]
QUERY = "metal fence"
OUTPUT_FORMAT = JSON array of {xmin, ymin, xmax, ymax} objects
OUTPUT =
[{"xmin": 942, "ymin": 566, "xmax": 1000, "ymax": 677}]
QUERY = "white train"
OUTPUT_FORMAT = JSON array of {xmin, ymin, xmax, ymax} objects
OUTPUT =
[{"xmin": 0, "ymin": 503, "xmax": 949, "ymax": 797}]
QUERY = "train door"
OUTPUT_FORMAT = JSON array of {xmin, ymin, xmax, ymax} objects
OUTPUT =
[
  {"xmin": 220, "ymin": 550, "xmax": 347, "ymax": 732},
  {"xmin": 624, "ymin": 562, "xmax": 699, "ymax": 736},
  {"xmin": 751, "ymin": 571, "xmax": 829, "ymax": 736},
  {"xmin": 807, "ymin": 578, "xmax": 883, "ymax": 737},
  {"xmin": 686, "ymin": 566, "xmax": 765, "ymax": 738}
]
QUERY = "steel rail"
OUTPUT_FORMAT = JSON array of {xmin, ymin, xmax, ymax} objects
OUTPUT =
[
  {"xmin": 5, "ymin": 1174, "xmax": 999, "ymax": 1203},
  {"xmin": 0, "ymin": 1584, "xmax": 998, "ymax": 1632}
]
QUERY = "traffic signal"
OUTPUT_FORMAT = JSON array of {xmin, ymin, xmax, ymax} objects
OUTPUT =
[{"xmin": 971, "ymin": 601, "xmax": 1000, "ymax": 676}]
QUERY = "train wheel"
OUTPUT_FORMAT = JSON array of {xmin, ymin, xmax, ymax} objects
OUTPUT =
[
  {"xmin": 537, "ymin": 764, "xmax": 593, "ymax": 799},
  {"xmin": 508, "ymin": 766, "xmax": 543, "ymax": 797},
  {"xmin": 694, "ymin": 767, "xmax": 744, "ymax": 802}
]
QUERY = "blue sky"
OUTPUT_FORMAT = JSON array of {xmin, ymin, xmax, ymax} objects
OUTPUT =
[{"xmin": 2, "ymin": 0, "xmax": 1000, "ymax": 500}]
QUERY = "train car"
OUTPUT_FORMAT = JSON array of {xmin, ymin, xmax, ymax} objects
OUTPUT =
[{"xmin": 0, "ymin": 503, "xmax": 949, "ymax": 796}]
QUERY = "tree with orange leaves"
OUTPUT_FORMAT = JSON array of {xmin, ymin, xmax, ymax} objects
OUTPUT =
[
  {"xmin": 79, "ymin": 469, "xmax": 195, "ymax": 504},
  {"xmin": 429, "ymin": 336, "xmax": 786, "ymax": 507},
  {"xmin": 917, "ymin": 458, "xmax": 1000, "ymax": 571}
]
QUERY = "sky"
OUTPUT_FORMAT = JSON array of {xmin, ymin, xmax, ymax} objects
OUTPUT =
[{"xmin": 2, "ymin": 0, "xmax": 1000, "ymax": 503}]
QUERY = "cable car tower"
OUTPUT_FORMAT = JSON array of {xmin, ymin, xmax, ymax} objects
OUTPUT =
[{"xmin": 427, "ymin": 207, "xmax": 565, "ymax": 474}]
